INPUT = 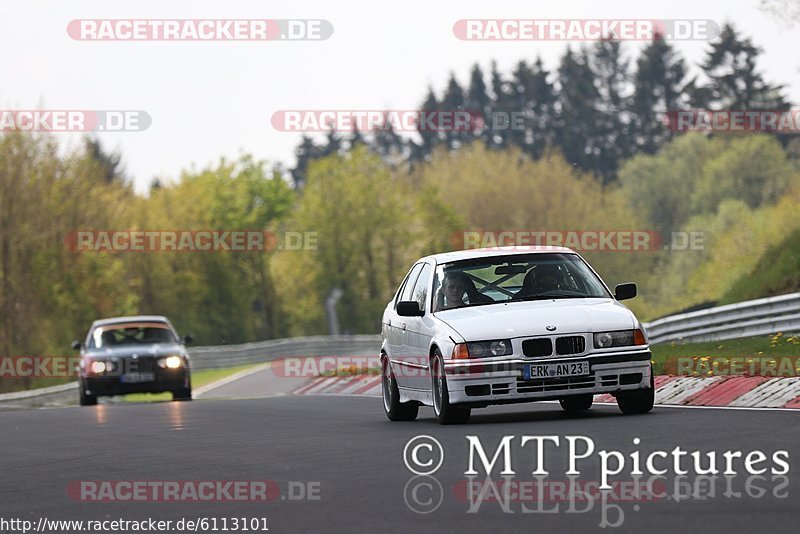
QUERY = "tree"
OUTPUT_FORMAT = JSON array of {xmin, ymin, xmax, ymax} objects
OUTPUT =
[
  {"xmin": 465, "ymin": 63, "xmax": 492, "ymax": 145},
  {"xmin": 631, "ymin": 35, "xmax": 689, "ymax": 154},
  {"xmin": 690, "ymin": 24, "xmax": 789, "ymax": 111},
  {"xmin": 504, "ymin": 58, "xmax": 557, "ymax": 159},
  {"xmin": 271, "ymin": 147, "xmax": 459, "ymax": 335},
  {"xmin": 555, "ymin": 47, "xmax": 602, "ymax": 178},
  {"xmin": 440, "ymin": 73, "xmax": 468, "ymax": 149},
  {"xmin": 589, "ymin": 39, "xmax": 633, "ymax": 183}
]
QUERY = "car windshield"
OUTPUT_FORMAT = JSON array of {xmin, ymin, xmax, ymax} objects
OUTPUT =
[
  {"xmin": 432, "ymin": 253, "xmax": 610, "ymax": 312},
  {"xmin": 90, "ymin": 322, "xmax": 177, "ymax": 348}
]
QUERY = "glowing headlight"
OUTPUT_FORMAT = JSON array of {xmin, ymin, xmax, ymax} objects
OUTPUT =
[
  {"xmin": 164, "ymin": 356, "xmax": 183, "ymax": 369},
  {"xmin": 90, "ymin": 361, "xmax": 106, "ymax": 374}
]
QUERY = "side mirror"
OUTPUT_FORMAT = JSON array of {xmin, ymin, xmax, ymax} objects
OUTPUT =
[
  {"xmin": 183, "ymin": 335, "xmax": 194, "ymax": 345},
  {"xmin": 71, "ymin": 340, "xmax": 83, "ymax": 351},
  {"xmin": 396, "ymin": 301, "xmax": 424, "ymax": 317},
  {"xmin": 614, "ymin": 283, "xmax": 637, "ymax": 301}
]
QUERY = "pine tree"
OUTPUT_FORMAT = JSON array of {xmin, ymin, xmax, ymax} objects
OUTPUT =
[
  {"xmin": 590, "ymin": 39, "xmax": 633, "ymax": 183},
  {"xmin": 415, "ymin": 87, "xmax": 440, "ymax": 160},
  {"xmin": 555, "ymin": 47, "xmax": 602, "ymax": 178},
  {"xmin": 488, "ymin": 61, "xmax": 514, "ymax": 150},
  {"xmin": 440, "ymin": 73, "xmax": 467, "ymax": 149},
  {"xmin": 291, "ymin": 135, "xmax": 320, "ymax": 188},
  {"xmin": 465, "ymin": 64, "xmax": 492, "ymax": 145},
  {"xmin": 631, "ymin": 35, "xmax": 689, "ymax": 154},
  {"xmin": 508, "ymin": 58, "xmax": 556, "ymax": 159},
  {"xmin": 692, "ymin": 24, "xmax": 788, "ymax": 110}
]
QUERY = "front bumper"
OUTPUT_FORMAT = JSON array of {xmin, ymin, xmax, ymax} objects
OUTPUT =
[
  {"xmin": 445, "ymin": 349, "xmax": 652, "ymax": 406},
  {"xmin": 82, "ymin": 369, "xmax": 189, "ymax": 396}
]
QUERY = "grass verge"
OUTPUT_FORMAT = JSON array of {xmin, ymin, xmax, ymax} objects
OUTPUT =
[
  {"xmin": 123, "ymin": 363, "xmax": 264, "ymax": 403},
  {"xmin": 650, "ymin": 333, "xmax": 800, "ymax": 375}
]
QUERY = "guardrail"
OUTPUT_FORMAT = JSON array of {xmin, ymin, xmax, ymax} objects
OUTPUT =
[
  {"xmin": 0, "ymin": 335, "xmax": 381, "ymax": 408},
  {"xmin": 189, "ymin": 334, "xmax": 381, "ymax": 370},
  {"xmin": 643, "ymin": 292, "xmax": 800, "ymax": 344}
]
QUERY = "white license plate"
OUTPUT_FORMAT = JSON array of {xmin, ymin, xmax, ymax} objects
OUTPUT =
[
  {"xmin": 524, "ymin": 361, "xmax": 589, "ymax": 380},
  {"xmin": 121, "ymin": 372, "xmax": 155, "ymax": 383}
]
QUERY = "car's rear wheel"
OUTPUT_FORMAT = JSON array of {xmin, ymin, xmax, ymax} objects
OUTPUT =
[
  {"xmin": 431, "ymin": 350, "xmax": 470, "ymax": 425},
  {"xmin": 617, "ymin": 367, "xmax": 655, "ymax": 415},
  {"xmin": 382, "ymin": 357, "xmax": 418, "ymax": 421},
  {"xmin": 559, "ymin": 394, "xmax": 593, "ymax": 413},
  {"xmin": 79, "ymin": 382, "xmax": 97, "ymax": 406}
]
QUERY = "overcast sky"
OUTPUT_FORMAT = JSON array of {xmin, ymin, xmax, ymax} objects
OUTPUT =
[{"xmin": 2, "ymin": 0, "xmax": 799, "ymax": 192}]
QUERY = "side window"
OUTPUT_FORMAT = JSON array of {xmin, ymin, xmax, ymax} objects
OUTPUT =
[
  {"xmin": 396, "ymin": 263, "xmax": 423, "ymax": 306},
  {"xmin": 411, "ymin": 263, "xmax": 433, "ymax": 312}
]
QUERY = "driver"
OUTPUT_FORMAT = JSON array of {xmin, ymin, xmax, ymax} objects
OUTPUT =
[
  {"xmin": 441, "ymin": 273, "xmax": 468, "ymax": 309},
  {"xmin": 534, "ymin": 264, "xmax": 564, "ymax": 293}
]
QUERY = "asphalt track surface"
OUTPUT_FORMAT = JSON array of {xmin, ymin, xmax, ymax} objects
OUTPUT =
[{"xmin": 2, "ymin": 382, "xmax": 799, "ymax": 533}]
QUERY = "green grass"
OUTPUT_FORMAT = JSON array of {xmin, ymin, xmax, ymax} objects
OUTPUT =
[
  {"xmin": 650, "ymin": 333, "xmax": 800, "ymax": 375},
  {"xmin": 122, "ymin": 363, "xmax": 263, "ymax": 403},
  {"xmin": 721, "ymin": 226, "xmax": 800, "ymax": 304}
]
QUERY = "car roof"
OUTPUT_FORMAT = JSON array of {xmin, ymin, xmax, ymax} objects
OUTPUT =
[
  {"xmin": 90, "ymin": 315, "xmax": 172, "ymax": 328},
  {"xmin": 421, "ymin": 246, "xmax": 577, "ymax": 265}
]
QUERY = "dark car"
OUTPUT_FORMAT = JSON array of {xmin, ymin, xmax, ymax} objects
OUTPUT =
[{"xmin": 72, "ymin": 315, "xmax": 193, "ymax": 406}]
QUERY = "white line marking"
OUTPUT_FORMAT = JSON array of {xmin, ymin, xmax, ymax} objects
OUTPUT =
[{"xmin": 194, "ymin": 363, "xmax": 272, "ymax": 398}]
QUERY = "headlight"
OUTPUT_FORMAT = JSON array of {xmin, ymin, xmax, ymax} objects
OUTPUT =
[
  {"xmin": 90, "ymin": 361, "xmax": 106, "ymax": 374},
  {"xmin": 593, "ymin": 329, "xmax": 646, "ymax": 348},
  {"xmin": 465, "ymin": 339, "xmax": 513, "ymax": 358},
  {"xmin": 158, "ymin": 356, "xmax": 183, "ymax": 369}
]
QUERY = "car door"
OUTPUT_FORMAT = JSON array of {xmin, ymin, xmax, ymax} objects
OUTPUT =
[
  {"xmin": 403, "ymin": 262, "xmax": 434, "ymax": 390},
  {"xmin": 387, "ymin": 263, "xmax": 424, "ymax": 389}
]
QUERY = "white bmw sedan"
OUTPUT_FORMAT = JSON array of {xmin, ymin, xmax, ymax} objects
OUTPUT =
[{"xmin": 380, "ymin": 246, "xmax": 654, "ymax": 424}]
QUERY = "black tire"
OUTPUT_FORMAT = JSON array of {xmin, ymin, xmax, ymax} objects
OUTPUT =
[
  {"xmin": 431, "ymin": 350, "xmax": 470, "ymax": 425},
  {"xmin": 79, "ymin": 382, "xmax": 97, "ymax": 406},
  {"xmin": 559, "ymin": 394, "xmax": 593, "ymax": 413},
  {"xmin": 382, "ymin": 357, "xmax": 418, "ymax": 421},
  {"xmin": 172, "ymin": 376, "xmax": 192, "ymax": 401},
  {"xmin": 617, "ymin": 367, "xmax": 655, "ymax": 415}
]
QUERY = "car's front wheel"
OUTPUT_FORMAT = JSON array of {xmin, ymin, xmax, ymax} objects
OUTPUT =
[
  {"xmin": 79, "ymin": 381, "xmax": 97, "ymax": 406},
  {"xmin": 172, "ymin": 377, "xmax": 192, "ymax": 401},
  {"xmin": 559, "ymin": 394, "xmax": 593, "ymax": 413},
  {"xmin": 431, "ymin": 350, "xmax": 470, "ymax": 425},
  {"xmin": 382, "ymin": 357, "xmax": 418, "ymax": 421},
  {"xmin": 616, "ymin": 368, "xmax": 655, "ymax": 415}
]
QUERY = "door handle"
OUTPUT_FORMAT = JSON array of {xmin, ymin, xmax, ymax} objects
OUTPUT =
[
  {"xmin": 401, "ymin": 322, "xmax": 407, "ymax": 330},
  {"xmin": 387, "ymin": 319, "xmax": 392, "ymax": 327}
]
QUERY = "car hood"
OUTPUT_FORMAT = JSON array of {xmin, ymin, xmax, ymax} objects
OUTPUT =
[
  {"xmin": 83, "ymin": 343, "xmax": 186, "ymax": 359},
  {"xmin": 434, "ymin": 298, "xmax": 637, "ymax": 341}
]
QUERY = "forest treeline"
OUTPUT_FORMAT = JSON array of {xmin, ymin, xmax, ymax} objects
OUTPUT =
[{"xmin": 1, "ymin": 24, "xmax": 798, "ymax": 361}]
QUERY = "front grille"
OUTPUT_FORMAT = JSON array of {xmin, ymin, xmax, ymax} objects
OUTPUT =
[
  {"xmin": 515, "ymin": 375, "xmax": 596, "ymax": 394},
  {"xmin": 124, "ymin": 356, "xmax": 156, "ymax": 373},
  {"xmin": 522, "ymin": 338, "xmax": 553, "ymax": 357},
  {"xmin": 555, "ymin": 336, "xmax": 585, "ymax": 355}
]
